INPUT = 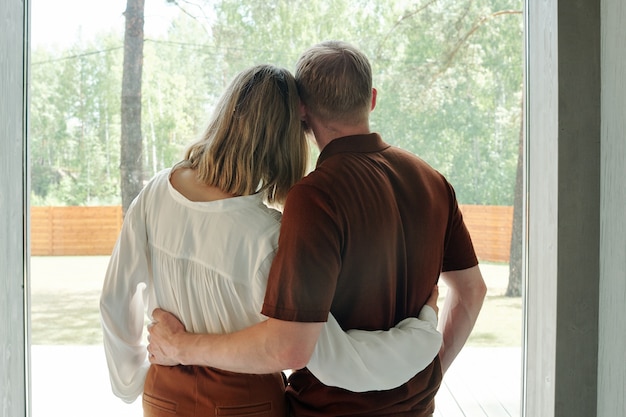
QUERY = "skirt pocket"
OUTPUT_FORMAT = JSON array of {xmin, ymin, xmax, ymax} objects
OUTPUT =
[
  {"xmin": 215, "ymin": 401, "xmax": 272, "ymax": 416},
  {"xmin": 143, "ymin": 392, "xmax": 178, "ymax": 414}
]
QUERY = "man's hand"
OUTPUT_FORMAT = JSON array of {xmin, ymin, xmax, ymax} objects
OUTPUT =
[
  {"xmin": 425, "ymin": 285, "xmax": 439, "ymax": 316},
  {"xmin": 147, "ymin": 308, "xmax": 186, "ymax": 366}
]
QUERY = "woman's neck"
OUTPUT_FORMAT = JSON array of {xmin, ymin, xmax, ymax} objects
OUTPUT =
[{"xmin": 170, "ymin": 167, "xmax": 237, "ymax": 202}]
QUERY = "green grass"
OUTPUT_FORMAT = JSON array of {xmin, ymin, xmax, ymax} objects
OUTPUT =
[
  {"xmin": 30, "ymin": 257, "xmax": 523, "ymax": 347},
  {"xmin": 31, "ymin": 291, "xmax": 523, "ymax": 347},
  {"xmin": 31, "ymin": 289, "xmax": 103, "ymax": 345},
  {"xmin": 466, "ymin": 295, "xmax": 522, "ymax": 347}
]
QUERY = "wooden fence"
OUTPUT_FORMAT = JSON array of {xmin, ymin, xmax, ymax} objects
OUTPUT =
[
  {"xmin": 31, "ymin": 206, "xmax": 123, "ymax": 256},
  {"xmin": 30, "ymin": 205, "xmax": 514, "ymax": 262},
  {"xmin": 459, "ymin": 205, "xmax": 514, "ymax": 263}
]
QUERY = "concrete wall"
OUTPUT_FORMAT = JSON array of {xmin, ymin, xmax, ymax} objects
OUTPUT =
[
  {"xmin": 0, "ymin": 0, "xmax": 29, "ymax": 416},
  {"xmin": 525, "ymin": 0, "xmax": 626, "ymax": 416},
  {"xmin": 598, "ymin": 0, "xmax": 626, "ymax": 415}
]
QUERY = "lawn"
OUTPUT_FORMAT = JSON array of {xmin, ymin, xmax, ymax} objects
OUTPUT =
[
  {"xmin": 30, "ymin": 257, "xmax": 522, "ymax": 347},
  {"xmin": 450, "ymin": 262, "xmax": 523, "ymax": 347}
]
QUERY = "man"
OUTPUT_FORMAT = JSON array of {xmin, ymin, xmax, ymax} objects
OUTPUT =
[{"xmin": 148, "ymin": 40, "xmax": 486, "ymax": 416}]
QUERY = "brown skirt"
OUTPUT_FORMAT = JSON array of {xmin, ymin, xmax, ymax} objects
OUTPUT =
[{"xmin": 143, "ymin": 364, "xmax": 288, "ymax": 417}]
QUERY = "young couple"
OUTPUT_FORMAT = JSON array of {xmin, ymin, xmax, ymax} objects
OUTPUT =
[{"xmin": 100, "ymin": 41, "xmax": 486, "ymax": 417}]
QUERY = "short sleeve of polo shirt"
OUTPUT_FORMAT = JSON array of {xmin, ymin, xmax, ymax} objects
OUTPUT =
[
  {"xmin": 262, "ymin": 183, "xmax": 339, "ymax": 323},
  {"xmin": 442, "ymin": 182, "xmax": 479, "ymax": 272}
]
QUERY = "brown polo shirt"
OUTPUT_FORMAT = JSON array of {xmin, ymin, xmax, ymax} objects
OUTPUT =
[{"xmin": 262, "ymin": 133, "xmax": 478, "ymax": 416}]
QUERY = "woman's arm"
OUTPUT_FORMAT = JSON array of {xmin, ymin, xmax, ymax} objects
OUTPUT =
[
  {"xmin": 147, "ymin": 286, "xmax": 442, "ymax": 392},
  {"xmin": 99, "ymin": 196, "xmax": 153, "ymax": 403},
  {"xmin": 306, "ymin": 286, "xmax": 442, "ymax": 392}
]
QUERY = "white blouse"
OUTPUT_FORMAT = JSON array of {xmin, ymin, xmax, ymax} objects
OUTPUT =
[{"xmin": 100, "ymin": 169, "xmax": 442, "ymax": 403}]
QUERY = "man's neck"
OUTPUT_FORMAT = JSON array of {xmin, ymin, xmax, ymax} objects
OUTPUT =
[{"xmin": 310, "ymin": 120, "xmax": 371, "ymax": 151}]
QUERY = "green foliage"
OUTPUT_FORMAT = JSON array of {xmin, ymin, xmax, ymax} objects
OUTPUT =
[
  {"xmin": 30, "ymin": 0, "xmax": 523, "ymax": 206},
  {"xmin": 31, "ymin": 33, "xmax": 123, "ymax": 205},
  {"xmin": 369, "ymin": 0, "xmax": 523, "ymax": 204}
]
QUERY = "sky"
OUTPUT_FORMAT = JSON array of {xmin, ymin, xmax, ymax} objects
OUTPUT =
[{"xmin": 31, "ymin": 0, "xmax": 178, "ymax": 48}]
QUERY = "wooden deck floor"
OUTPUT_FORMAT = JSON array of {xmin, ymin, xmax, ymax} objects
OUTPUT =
[
  {"xmin": 435, "ymin": 347, "xmax": 521, "ymax": 417},
  {"xmin": 32, "ymin": 345, "xmax": 522, "ymax": 417}
]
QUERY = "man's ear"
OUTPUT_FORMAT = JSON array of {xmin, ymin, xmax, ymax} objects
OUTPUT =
[
  {"xmin": 299, "ymin": 101, "xmax": 312, "ymax": 131},
  {"xmin": 371, "ymin": 88, "xmax": 377, "ymax": 111}
]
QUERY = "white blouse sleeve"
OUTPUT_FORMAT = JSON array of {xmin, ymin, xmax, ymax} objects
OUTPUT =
[
  {"xmin": 307, "ymin": 305, "xmax": 442, "ymax": 392},
  {"xmin": 99, "ymin": 195, "xmax": 153, "ymax": 403}
]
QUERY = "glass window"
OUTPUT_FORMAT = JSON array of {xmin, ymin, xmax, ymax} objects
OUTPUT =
[{"xmin": 30, "ymin": 1, "xmax": 523, "ymax": 415}]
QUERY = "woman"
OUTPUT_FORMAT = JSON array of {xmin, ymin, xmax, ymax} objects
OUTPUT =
[{"xmin": 100, "ymin": 64, "xmax": 442, "ymax": 417}]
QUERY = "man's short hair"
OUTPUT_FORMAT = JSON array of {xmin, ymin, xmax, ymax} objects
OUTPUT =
[{"xmin": 295, "ymin": 40, "xmax": 372, "ymax": 124}]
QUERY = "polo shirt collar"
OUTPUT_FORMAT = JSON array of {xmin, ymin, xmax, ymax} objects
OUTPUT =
[{"xmin": 317, "ymin": 133, "xmax": 390, "ymax": 167}]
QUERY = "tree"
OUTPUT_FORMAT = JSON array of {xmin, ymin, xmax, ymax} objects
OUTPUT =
[
  {"xmin": 30, "ymin": 0, "xmax": 524, "ymax": 252},
  {"xmin": 30, "ymin": 34, "xmax": 123, "ymax": 206},
  {"xmin": 120, "ymin": 0, "xmax": 145, "ymax": 215},
  {"xmin": 370, "ymin": 3, "xmax": 523, "ymax": 206},
  {"xmin": 141, "ymin": 13, "xmax": 218, "ymax": 177},
  {"xmin": 506, "ymin": 98, "xmax": 524, "ymax": 297}
]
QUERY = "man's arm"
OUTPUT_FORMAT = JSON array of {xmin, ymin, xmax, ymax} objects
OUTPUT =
[
  {"xmin": 148, "ymin": 287, "xmax": 442, "ymax": 392},
  {"xmin": 437, "ymin": 265, "xmax": 487, "ymax": 374},
  {"xmin": 147, "ymin": 309, "xmax": 323, "ymax": 374}
]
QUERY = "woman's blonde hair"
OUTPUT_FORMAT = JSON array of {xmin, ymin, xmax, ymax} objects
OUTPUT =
[
  {"xmin": 295, "ymin": 40, "xmax": 373, "ymax": 124},
  {"xmin": 181, "ymin": 65, "xmax": 308, "ymax": 204}
]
